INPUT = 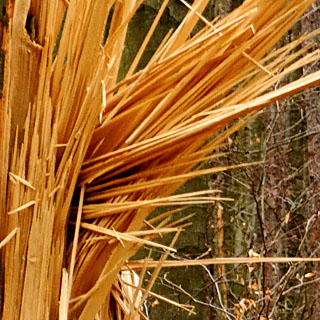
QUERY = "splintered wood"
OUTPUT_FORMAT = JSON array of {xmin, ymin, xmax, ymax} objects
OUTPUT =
[{"xmin": 1, "ymin": 0, "xmax": 320, "ymax": 319}]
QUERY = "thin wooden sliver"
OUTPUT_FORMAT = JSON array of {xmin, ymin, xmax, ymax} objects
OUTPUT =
[
  {"xmin": 0, "ymin": 228, "xmax": 19, "ymax": 249},
  {"xmin": 80, "ymin": 222, "xmax": 177, "ymax": 252},
  {"xmin": 112, "ymin": 227, "xmax": 126, "ymax": 248},
  {"xmin": 59, "ymin": 268, "xmax": 69, "ymax": 320},
  {"xmin": 122, "ymin": 280, "xmax": 195, "ymax": 315},
  {"xmin": 9, "ymin": 172, "xmax": 36, "ymax": 190},
  {"xmin": 7, "ymin": 201, "xmax": 36, "ymax": 215},
  {"xmin": 125, "ymin": 257, "xmax": 320, "ymax": 270},
  {"xmin": 179, "ymin": 0, "xmax": 214, "ymax": 28},
  {"xmin": 68, "ymin": 186, "xmax": 85, "ymax": 304},
  {"xmin": 241, "ymin": 50, "xmax": 274, "ymax": 76}
]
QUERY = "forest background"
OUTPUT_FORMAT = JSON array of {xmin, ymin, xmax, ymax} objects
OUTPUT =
[
  {"xmin": 117, "ymin": 1, "xmax": 320, "ymax": 319},
  {"xmin": 1, "ymin": 0, "xmax": 320, "ymax": 319}
]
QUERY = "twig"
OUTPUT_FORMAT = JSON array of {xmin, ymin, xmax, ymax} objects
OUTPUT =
[
  {"xmin": 251, "ymin": 180, "xmax": 268, "ymax": 318},
  {"xmin": 282, "ymin": 277, "xmax": 320, "ymax": 296}
]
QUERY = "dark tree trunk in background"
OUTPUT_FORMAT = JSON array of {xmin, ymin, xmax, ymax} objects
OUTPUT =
[
  {"xmin": 302, "ymin": 1, "xmax": 320, "ymax": 317},
  {"xmin": 213, "ymin": 0, "xmax": 232, "ymax": 17}
]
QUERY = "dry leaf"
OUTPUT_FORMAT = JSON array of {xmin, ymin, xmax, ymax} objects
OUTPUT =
[
  {"xmin": 248, "ymin": 248, "xmax": 260, "ymax": 258},
  {"xmin": 151, "ymin": 299, "xmax": 160, "ymax": 307},
  {"xmin": 304, "ymin": 272, "xmax": 316, "ymax": 279},
  {"xmin": 248, "ymin": 283, "xmax": 259, "ymax": 291},
  {"xmin": 284, "ymin": 211, "xmax": 291, "ymax": 224},
  {"xmin": 248, "ymin": 265, "xmax": 255, "ymax": 273}
]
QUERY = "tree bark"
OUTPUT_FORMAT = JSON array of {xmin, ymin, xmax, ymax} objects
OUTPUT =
[{"xmin": 302, "ymin": 2, "xmax": 320, "ymax": 317}]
